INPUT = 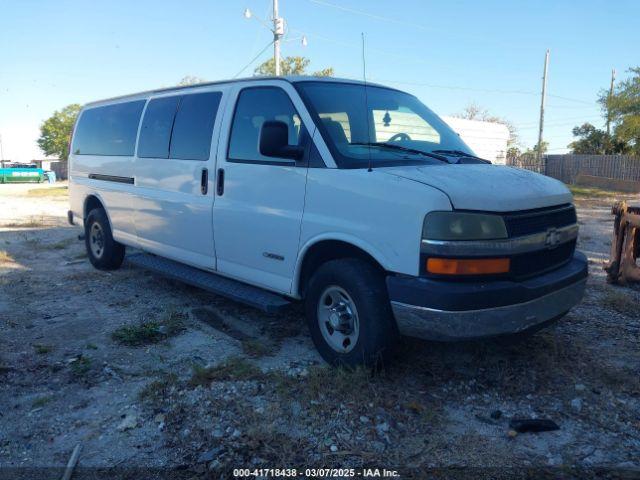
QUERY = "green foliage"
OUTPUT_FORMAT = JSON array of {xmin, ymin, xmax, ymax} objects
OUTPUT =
[
  {"xmin": 525, "ymin": 141, "xmax": 548, "ymax": 155},
  {"xmin": 568, "ymin": 123, "xmax": 626, "ymax": 154},
  {"xmin": 37, "ymin": 104, "xmax": 81, "ymax": 161},
  {"xmin": 177, "ymin": 75, "xmax": 207, "ymax": 86},
  {"xmin": 189, "ymin": 357, "xmax": 263, "ymax": 386},
  {"xmin": 254, "ymin": 56, "xmax": 334, "ymax": 77},
  {"xmin": 598, "ymin": 67, "xmax": 640, "ymax": 155},
  {"xmin": 112, "ymin": 311, "xmax": 186, "ymax": 346}
]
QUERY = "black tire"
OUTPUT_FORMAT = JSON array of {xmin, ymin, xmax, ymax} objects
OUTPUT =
[
  {"xmin": 84, "ymin": 208, "xmax": 125, "ymax": 270},
  {"xmin": 305, "ymin": 258, "xmax": 398, "ymax": 367}
]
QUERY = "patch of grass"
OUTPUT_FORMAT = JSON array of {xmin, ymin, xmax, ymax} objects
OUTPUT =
[
  {"xmin": 65, "ymin": 271, "xmax": 102, "ymax": 281},
  {"xmin": 70, "ymin": 356, "xmax": 92, "ymax": 377},
  {"xmin": 3, "ymin": 217, "xmax": 45, "ymax": 228},
  {"xmin": 138, "ymin": 373, "xmax": 179, "ymax": 402},
  {"xmin": 0, "ymin": 250, "xmax": 13, "ymax": 262},
  {"xmin": 23, "ymin": 237, "xmax": 41, "ymax": 248},
  {"xmin": 33, "ymin": 344, "xmax": 53, "ymax": 354},
  {"xmin": 32, "ymin": 395, "xmax": 54, "ymax": 408},
  {"xmin": 569, "ymin": 185, "xmax": 616, "ymax": 198},
  {"xmin": 26, "ymin": 186, "xmax": 68, "ymax": 197},
  {"xmin": 271, "ymin": 365, "xmax": 376, "ymax": 405},
  {"xmin": 603, "ymin": 289, "xmax": 637, "ymax": 316},
  {"xmin": 46, "ymin": 238, "xmax": 75, "ymax": 250},
  {"xmin": 241, "ymin": 338, "xmax": 275, "ymax": 358},
  {"xmin": 189, "ymin": 357, "xmax": 263, "ymax": 387},
  {"xmin": 112, "ymin": 310, "xmax": 187, "ymax": 346}
]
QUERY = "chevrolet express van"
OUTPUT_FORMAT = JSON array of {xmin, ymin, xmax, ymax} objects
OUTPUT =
[{"xmin": 68, "ymin": 76, "xmax": 587, "ymax": 366}]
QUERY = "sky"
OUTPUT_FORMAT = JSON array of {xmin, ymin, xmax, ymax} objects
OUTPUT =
[{"xmin": 1, "ymin": 0, "xmax": 639, "ymax": 161}]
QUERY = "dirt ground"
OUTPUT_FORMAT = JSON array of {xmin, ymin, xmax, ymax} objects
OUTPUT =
[{"xmin": 0, "ymin": 182, "xmax": 639, "ymax": 479}]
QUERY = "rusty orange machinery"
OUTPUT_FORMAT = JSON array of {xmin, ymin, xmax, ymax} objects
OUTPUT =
[{"xmin": 605, "ymin": 201, "xmax": 640, "ymax": 284}]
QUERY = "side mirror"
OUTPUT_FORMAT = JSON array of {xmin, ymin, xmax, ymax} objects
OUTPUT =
[{"xmin": 259, "ymin": 120, "xmax": 304, "ymax": 161}]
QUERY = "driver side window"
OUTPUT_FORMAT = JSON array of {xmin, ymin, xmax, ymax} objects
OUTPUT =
[{"xmin": 228, "ymin": 87, "xmax": 305, "ymax": 163}]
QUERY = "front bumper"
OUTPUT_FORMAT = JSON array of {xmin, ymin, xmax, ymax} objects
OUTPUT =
[{"xmin": 387, "ymin": 251, "xmax": 588, "ymax": 341}]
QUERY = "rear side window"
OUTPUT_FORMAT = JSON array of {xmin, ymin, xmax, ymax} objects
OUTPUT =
[
  {"xmin": 170, "ymin": 92, "xmax": 222, "ymax": 160},
  {"xmin": 137, "ymin": 96, "xmax": 180, "ymax": 158},
  {"xmin": 73, "ymin": 100, "xmax": 145, "ymax": 156}
]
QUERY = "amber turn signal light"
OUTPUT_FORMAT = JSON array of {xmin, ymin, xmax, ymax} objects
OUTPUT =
[{"xmin": 426, "ymin": 257, "xmax": 510, "ymax": 275}]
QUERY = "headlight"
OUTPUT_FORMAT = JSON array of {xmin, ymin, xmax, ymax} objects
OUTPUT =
[{"xmin": 423, "ymin": 212, "xmax": 508, "ymax": 241}]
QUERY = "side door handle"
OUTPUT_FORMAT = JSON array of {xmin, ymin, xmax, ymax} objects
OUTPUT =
[
  {"xmin": 216, "ymin": 168, "xmax": 225, "ymax": 196},
  {"xmin": 200, "ymin": 168, "xmax": 208, "ymax": 195}
]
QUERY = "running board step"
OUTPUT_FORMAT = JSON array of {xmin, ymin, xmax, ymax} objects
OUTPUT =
[{"xmin": 127, "ymin": 253, "xmax": 291, "ymax": 314}]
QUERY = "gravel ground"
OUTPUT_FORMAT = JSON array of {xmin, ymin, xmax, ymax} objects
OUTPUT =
[{"xmin": 0, "ymin": 183, "xmax": 639, "ymax": 479}]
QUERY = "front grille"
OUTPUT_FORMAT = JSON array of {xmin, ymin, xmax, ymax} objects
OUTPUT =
[
  {"xmin": 511, "ymin": 240, "xmax": 576, "ymax": 279},
  {"xmin": 504, "ymin": 204, "xmax": 577, "ymax": 237}
]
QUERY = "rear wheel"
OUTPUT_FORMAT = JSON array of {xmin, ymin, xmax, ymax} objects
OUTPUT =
[
  {"xmin": 84, "ymin": 208, "xmax": 125, "ymax": 270},
  {"xmin": 305, "ymin": 258, "xmax": 397, "ymax": 367}
]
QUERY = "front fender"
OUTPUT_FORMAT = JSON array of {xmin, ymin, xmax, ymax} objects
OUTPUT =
[{"xmin": 292, "ymin": 232, "xmax": 392, "ymax": 297}]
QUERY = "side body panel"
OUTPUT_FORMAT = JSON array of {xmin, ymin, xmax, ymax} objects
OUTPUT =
[
  {"xmin": 133, "ymin": 86, "xmax": 230, "ymax": 269},
  {"xmin": 212, "ymin": 80, "xmax": 315, "ymax": 293},
  {"xmin": 69, "ymin": 98, "xmax": 142, "ymax": 245},
  {"xmin": 293, "ymin": 168, "xmax": 453, "ymax": 295}
]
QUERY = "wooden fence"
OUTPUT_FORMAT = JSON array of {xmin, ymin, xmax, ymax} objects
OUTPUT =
[
  {"xmin": 508, "ymin": 154, "xmax": 640, "ymax": 184},
  {"xmin": 50, "ymin": 161, "xmax": 68, "ymax": 180},
  {"xmin": 545, "ymin": 154, "xmax": 640, "ymax": 184}
]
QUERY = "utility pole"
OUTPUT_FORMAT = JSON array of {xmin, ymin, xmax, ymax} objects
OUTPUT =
[
  {"xmin": 537, "ymin": 49, "xmax": 550, "ymax": 163},
  {"xmin": 0, "ymin": 133, "xmax": 4, "ymax": 162},
  {"xmin": 272, "ymin": 0, "xmax": 284, "ymax": 76},
  {"xmin": 606, "ymin": 68, "xmax": 616, "ymax": 136},
  {"xmin": 244, "ymin": 2, "xmax": 306, "ymax": 77}
]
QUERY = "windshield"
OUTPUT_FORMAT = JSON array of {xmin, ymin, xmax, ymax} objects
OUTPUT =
[{"xmin": 296, "ymin": 82, "xmax": 477, "ymax": 168}]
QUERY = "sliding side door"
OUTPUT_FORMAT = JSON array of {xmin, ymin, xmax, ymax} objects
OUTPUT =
[{"xmin": 134, "ymin": 89, "xmax": 226, "ymax": 269}]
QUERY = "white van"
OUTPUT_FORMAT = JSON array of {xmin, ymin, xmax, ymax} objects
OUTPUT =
[{"xmin": 68, "ymin": 77, "xmax": 587, "ymax": 366}]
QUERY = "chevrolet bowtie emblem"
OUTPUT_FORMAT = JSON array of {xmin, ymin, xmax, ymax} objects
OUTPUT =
[{"xmin": 545, "ymin": 228, "xmax": 560, "ymax": 249}]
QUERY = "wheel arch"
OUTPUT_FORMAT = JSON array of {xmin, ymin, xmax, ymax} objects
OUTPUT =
[
  {"xmin": 83, "ymin": 193, "xmax": 114, "ymax": 231},
  {"xmin": 293, "ymin": 235, "xmax": 390, "ymax": 298}
]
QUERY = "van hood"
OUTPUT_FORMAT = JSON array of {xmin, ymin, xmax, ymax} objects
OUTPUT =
[{"xmin": 381, "ymin": 164, "xmax": 572, "ymax": 212}]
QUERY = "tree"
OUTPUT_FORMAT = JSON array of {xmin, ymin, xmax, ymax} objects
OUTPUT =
[
  {"xmin": 37, "ymin": 104, "xmax": 81, "ymax": 161},
  {"xmin": 506, "ymin": 146, "xmax": 522, "ymax": 163},
  {"xmin": 525, "ymin": 141, "xmax": 548, "ymax": 155},
  {"xmin": 599, "ymin": 67, "xmax": 640, "ymax": 155},
  {"xmin": 453, "ymin": 102, "xmax": 520, "ymax": 148},
  {"xmin": 568, "ymin": 122, "xmax": 626, "ymax": 154},
  {"xmin": 254, "ymin": 56, "xmax": 334, "ymax": 77},
  {"xmin": 177, "ymin": 75, "xmax": 207, "ymax": 86}
]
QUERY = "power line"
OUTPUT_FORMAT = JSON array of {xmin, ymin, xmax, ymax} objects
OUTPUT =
[
  {"xmin": 546, "ymin": 93, "xmax": 594, "ymax": 105},
  {"xmin": 369, "ymin": 77, "xmax": 595, "ymax": 106},
  {"xmin": 515, "ymin": 115, "xmax": 603, "ymax": 127},
  {"xmin": 307, "ymin": 0, "xmax": 431, "ymax": 32},
  {"xmin": 233, "ymin": 40, "xmax": 274, "ymax": 78}
]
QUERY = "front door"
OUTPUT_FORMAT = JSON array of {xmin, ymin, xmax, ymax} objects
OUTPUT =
[
  {"xmin": 213, "ymin": 83, "xmax": 312, "ymax": 293},
  {"xmin": 134, "ymin": 89, "xmax": 225, "ymax": 268}
]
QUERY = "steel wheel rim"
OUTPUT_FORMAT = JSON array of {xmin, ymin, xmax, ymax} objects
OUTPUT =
[
  {"xmin": 317, "ymin": 285, "xmax": 360, "ymax": 354},
  {"xmin": 89, "ymin": 223, "xmax": 105, "ymax": 259}
]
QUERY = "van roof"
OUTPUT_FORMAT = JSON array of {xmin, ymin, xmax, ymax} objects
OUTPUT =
[{"xmin": 83, "ymin": 76, "xmax": 396, "ymax": 108}]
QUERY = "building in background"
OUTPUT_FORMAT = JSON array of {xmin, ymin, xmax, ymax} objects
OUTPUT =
[{"xmin": 442, "ymin": 116, "xmax": 510, "ymax": 164}]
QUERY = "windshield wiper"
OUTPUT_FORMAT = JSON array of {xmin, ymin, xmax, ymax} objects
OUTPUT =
[
  {"xmin": 432, "ymin": 149, "xmax": 491, "ymax": 163},
  {"xmin": 351, "ymin": 142, "xmax": 449, "ymax": 163}
]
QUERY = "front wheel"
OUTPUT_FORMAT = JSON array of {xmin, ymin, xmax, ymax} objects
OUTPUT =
[
  {"xmin": 305, "ymin": 258, "xmax": 397, "ymax": 367},
  {"xmin": 84, "ymin": 208, "xmax": 125, "ymax": 270}
]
